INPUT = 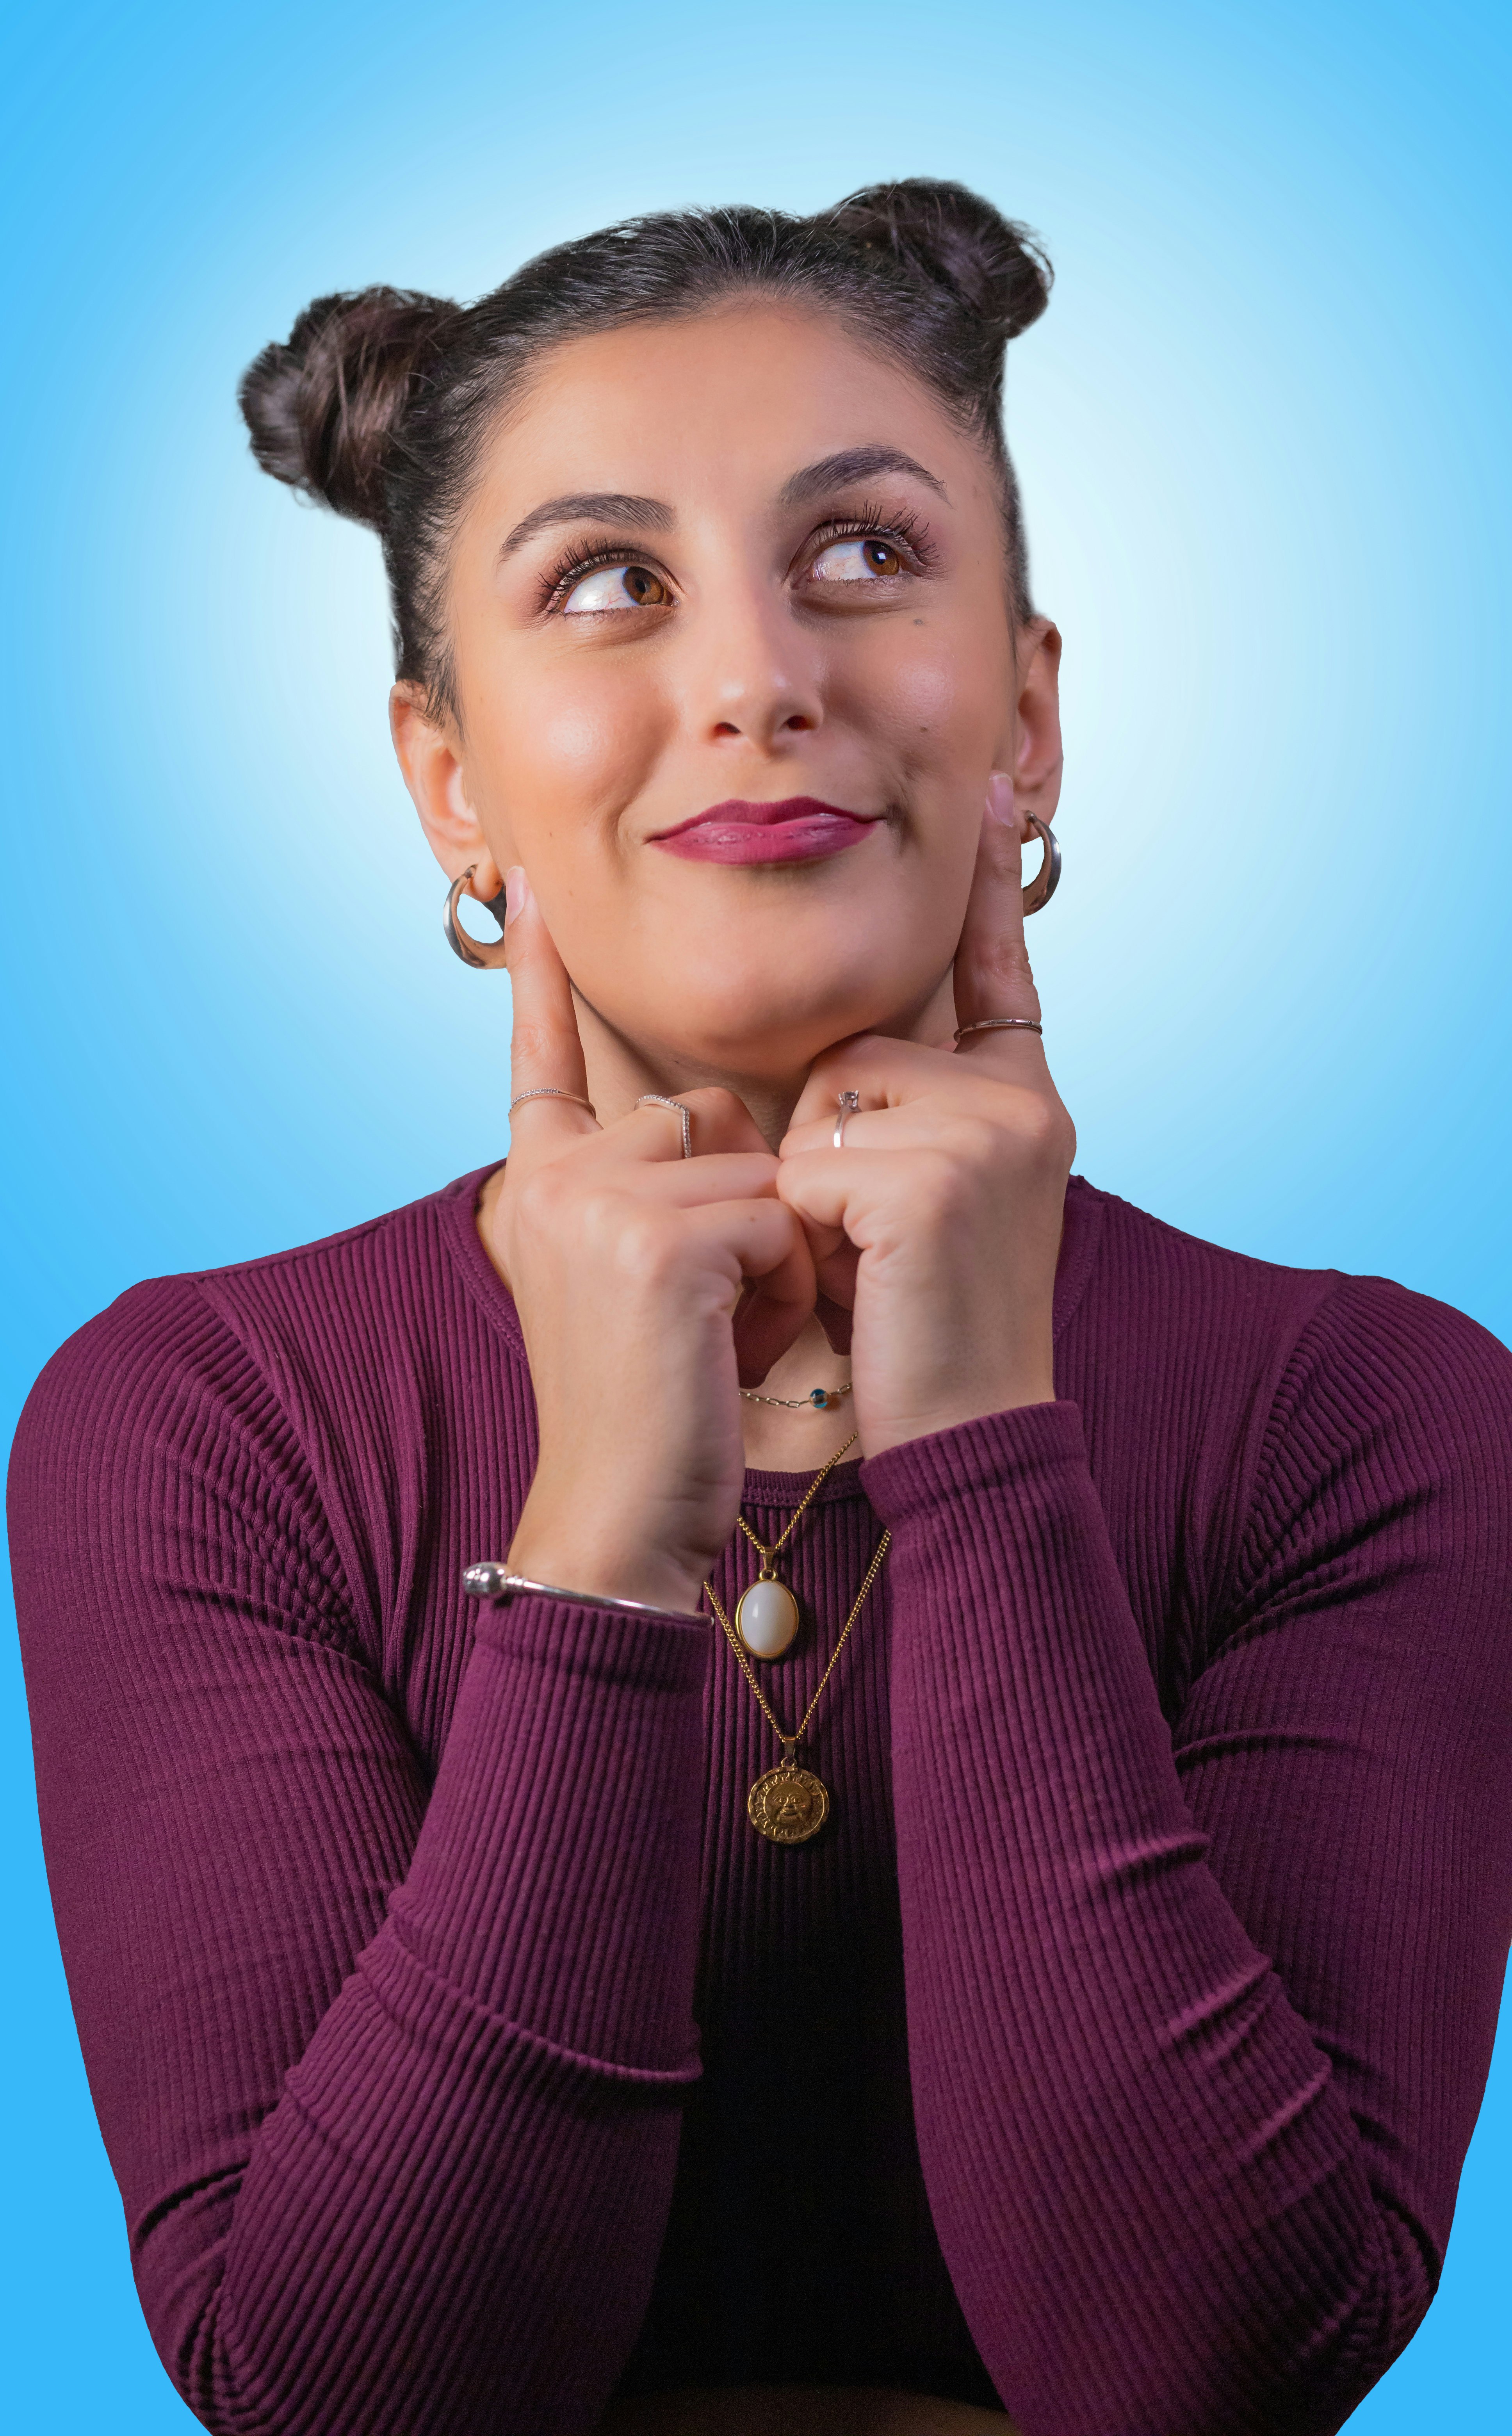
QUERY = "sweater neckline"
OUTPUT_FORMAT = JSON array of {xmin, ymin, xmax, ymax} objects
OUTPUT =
[{"xmin": 436, "ymin": 1154, "xmax": 1104, "ymax": 1508}]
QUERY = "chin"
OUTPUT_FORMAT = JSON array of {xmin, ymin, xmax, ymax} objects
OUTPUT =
[{"xmin": 634, "ymin": 967, "xmax": 940, "ymax": 1079}]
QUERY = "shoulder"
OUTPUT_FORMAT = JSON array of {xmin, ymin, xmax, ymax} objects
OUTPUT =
[
  {"xmin": 7, "ymin": 1164, "xmax": 515, "ymax": 1632},
  {"xmin": 11, "ymin": 1161, "xmax": 512, "ymax": 1449},
  {"xmin": 1065, "ymin": 1174, "xmax": 1512, "ymax": 1578},
  {"xmin": 1067, "ymin": 1172, "xmax": 1512, "ymax": 1419},
  {"xmin": 1068, "ymin": 1181, "xmax": 1512, "ymax": 1630},
  {"xmin": 1244, "ymin": 1263, "xmax": 1512, "ymax": 1581},
  {"xmin": 175, "ymin": 1157, "xmax": 513, "ymax": 1368},
  {"xmin": 1063, "ymin": 1173, "xmax": 1334, "ymax": 1343}
]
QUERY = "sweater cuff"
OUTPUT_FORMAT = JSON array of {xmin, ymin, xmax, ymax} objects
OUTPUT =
[
  {"xmin": 470, "ymin": 1585, "xmax": 710, "ymax": 1681},
  {"xmin": 859, "ymin": 1397, "xmax": 1089, "ymax": 1529},
  {"xmin": 388, "ymin": 1592, "xmax": 711, "ymax": 2072}
]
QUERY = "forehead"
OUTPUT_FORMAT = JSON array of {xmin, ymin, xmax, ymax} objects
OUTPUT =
[{"xmin": 470, "ymin": 300, "xmax": 990, "ymax": 523}]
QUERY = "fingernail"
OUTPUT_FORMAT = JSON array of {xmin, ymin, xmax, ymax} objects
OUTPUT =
[
  {"xmin": 504, "ymin": 866, "xmax": 529, "ymax": 924},
  {"xmin": 986, "ymin": 772, "xmax": 1015, "ymax": 823}
]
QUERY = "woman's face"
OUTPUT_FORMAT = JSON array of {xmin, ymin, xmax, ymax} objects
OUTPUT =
[{"xmin": 394, "ymin": 300, "xmax": 1063, "ymax": 1087}]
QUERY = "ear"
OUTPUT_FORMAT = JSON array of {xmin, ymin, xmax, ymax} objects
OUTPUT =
[
  {"xmin": 1011, "ymin": 618, "xmax": 1064, "ymax": 833},
  {"xmin": 389, "ymin": 682, "xmax": 505, "ymax": 902}
]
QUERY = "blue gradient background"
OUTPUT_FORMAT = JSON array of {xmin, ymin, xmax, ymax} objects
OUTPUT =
[{"xmin": 3, "ymin": 2, "xmax": 1507, "ymax": 2426}]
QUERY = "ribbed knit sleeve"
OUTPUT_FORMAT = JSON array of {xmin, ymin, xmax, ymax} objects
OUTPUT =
[
  {"xmin": 9, "ymin": 1273, "xmax": 709, "ymax": 2436},
  {"xmin": 860, "ymin": 1277, "xmax": 1512, "ymax": 2436}
]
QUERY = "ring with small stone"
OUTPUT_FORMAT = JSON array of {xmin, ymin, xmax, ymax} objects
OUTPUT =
[
  {"xmin": 833, "ymin": 1090, "xmax": 862, "ymax": 1150},
  {"xmin": 635, "ymin": 1094, "xmax": 695, "ymax": 1159},
  {"xmin": 508, "ymin": 1087, "xmax": 596, "ymax": 1118}
]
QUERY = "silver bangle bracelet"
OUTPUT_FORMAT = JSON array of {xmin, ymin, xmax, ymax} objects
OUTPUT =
[{"xmin": 461, "ymin": 1563, "xmax": 704, "ymax": 1623}]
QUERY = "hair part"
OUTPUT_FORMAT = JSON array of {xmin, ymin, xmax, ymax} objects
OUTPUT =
[{"xmin": 239, "ymin": 181, "xmax": 1052, "ymax": 723}]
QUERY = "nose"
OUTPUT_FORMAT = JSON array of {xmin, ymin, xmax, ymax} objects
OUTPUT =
[{"xmin": 680, "ymin": 581, "xmax": 824, "ymax": 753}]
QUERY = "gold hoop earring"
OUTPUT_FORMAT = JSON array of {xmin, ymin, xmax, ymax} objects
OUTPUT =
[{"xmin": 443, "ymin": 866, "xmax": 510, "ymax": 969}]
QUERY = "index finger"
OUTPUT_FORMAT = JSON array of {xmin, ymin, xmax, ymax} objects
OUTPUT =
[
  {"xmin": 502, "ymin": 866, "xmax": 597, "ymax": 1149},
  {"xmin": 952, "ymin": 772, "xmax": 1045, "ymax": 1056}
]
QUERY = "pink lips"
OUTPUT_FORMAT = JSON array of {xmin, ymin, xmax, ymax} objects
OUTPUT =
[{"xmin": 649, "ymin": 796, "xmax": 882, "ymax": 865}]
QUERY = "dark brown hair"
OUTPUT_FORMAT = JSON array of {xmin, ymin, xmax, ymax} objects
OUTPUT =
[{"xmin": 239, "ymin": 181, "xmax": 1051, "ymax": 719}]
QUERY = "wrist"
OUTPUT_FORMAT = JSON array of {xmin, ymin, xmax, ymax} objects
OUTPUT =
[
  {"xmin": 507, "ymin": 1512, "xmax": 707, "ymax": 1619},
  {"xmin": 861, "ymin": 1368, "xmax": 1057, "ymax": 1458}
]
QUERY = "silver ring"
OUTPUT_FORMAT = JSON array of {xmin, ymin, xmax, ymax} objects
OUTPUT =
[
  {"xmin": 953, "ymin": 1017, "xmax": 1044, "ymax": 1042},
  {"xmin": 635, "ymin": 1094, "xmax": 694, "ymax": 1159},
  {"xmin": 833, "ymin": 1089, "xmax": 861, "ymax": 1149},
  {"xmin": 508, "ymin": 1087, "xmax": 596, "ymax": 1117}
]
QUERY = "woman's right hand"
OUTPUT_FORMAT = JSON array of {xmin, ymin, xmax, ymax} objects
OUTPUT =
[{"xmin": 487, "ymin": 869, "xmax": 816, "ymax": 1615}]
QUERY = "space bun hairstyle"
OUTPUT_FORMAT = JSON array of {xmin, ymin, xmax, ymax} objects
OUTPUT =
[{"xmin": 240, "ymin": 180, "xmax": 1051, "ymax": 719}]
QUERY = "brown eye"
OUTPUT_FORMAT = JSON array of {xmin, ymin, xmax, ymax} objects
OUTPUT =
[
  {"xmin": 809, "ymin": 535, "xmax": 904, "ymax": 583},
  {"xmin": 622, "ymin": 565, "xmax": 669, "ymax": 605},
  {"xmin": 561, "ymin": 562, "xmax": 671, "ymax": 614}
]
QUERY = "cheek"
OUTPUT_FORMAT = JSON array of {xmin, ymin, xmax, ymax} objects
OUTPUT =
[
  {"xmin": 514, "ymin": 694, "xmax": 622, "ymax": 801},
  {"xmin": 889, "ymin": 657, "xmax": 966, "ymax": 759},
  {"xmin": 465, "ymin": 655, "xmax": 665, "ymax": 846},
  {"xmin": 836, "ymin": 621, "xmax": 1003, "ymax": 777}
]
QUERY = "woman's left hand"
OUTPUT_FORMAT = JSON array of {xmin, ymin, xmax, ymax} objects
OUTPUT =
[{"xmin": 776, "ymin": 772, "xmax": 1076, "ymax": 1457}]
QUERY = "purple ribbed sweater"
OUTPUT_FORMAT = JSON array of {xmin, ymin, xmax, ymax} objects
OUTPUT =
[{"xmin": 9, "ymin": 1165, "xmax": 1512, "ymax": 2436}]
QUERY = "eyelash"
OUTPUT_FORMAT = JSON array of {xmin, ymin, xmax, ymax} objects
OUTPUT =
[
  {"xmin": 536, "ymin": 502, "xmax": 937, "ymax": 613},
  {"xmin": 803, "ymin": 501, "xmax": 937, "ymax": 573},
  {"xmin": 537, "ymin": 541, "xmax": 656, "ymax": 613}
]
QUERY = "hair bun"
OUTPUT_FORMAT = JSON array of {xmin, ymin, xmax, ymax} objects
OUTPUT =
[
  {"xmin": 238, "ymin": 287, "xmax": 461, "ymax": 528},
  {"xmin": 821, "ymin": 180, "xmax": 1051, "ymax": 342}
]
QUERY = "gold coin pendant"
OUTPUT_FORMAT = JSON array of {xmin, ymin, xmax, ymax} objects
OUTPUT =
[
  {"xmin": 747, "ymin": 1763, "xmax": 830, "ymax": 1844},
  {"xmin": 734, "ymin": 1576, "xmax": 801, "ymax": 1660}
]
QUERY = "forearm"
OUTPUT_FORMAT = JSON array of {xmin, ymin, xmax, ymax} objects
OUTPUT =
[
  {"xmin": 153, "ymin": 1594, "xmax": 709, "ymax": 2436},
  {"xmin": 866, "ymin": 1407, "xmax": 1418, "ymax": 2436}
]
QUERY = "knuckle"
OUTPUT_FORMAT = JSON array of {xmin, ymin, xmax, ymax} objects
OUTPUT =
[
  {"xmin": 942, "ymin": 1113, "xmax": 1002, "ymax": 1172},
  {"xmin": 686, "ymin": 1085, "xmax": 746, "ymax": 1126},
  {"xmin": 509, "ymin": 1019, "xmax": 560, "ymax": 1071},
  {"xmin": 1024, "ymin": 1091, "xmax": 1071, "ymax": 1157},
  {"xmin": 847, "ymin": 1034, "xmax": 890, "ymax": 1072},
  {"xmin": 511, "ymin": 1165, "xmax": 563, "ymax": 1236},
  {"xmin": 1001, "ymin": 1088, "xmax": 1075, "ymax": 1172},
  {"xmin": 576, "ymin": 1184, "xmax": 624, "ymax": 1242},
  {"xmin": 613, "ymin": 1208, "xmax": 675, "ymax": 1284},
  {"xmin": 809, "ymin": 1033, "xmax": 881, "ymax": 1087},
  {"xmin": 934, "ymin": 1090, "xmax": 1072, "ymax": 1190},
  {"xmin": 730, "ymin": 1208, "xmax": 778, "ymax": 1266},
  {"xmin": 914, "ymin": 1148, "xmax": 972, "ymax": 1222},
  {"xmin": 980, "ymin": 933, "xmax": 1036, "ymax": 992},
  {"xmin": 769, "ymin": 1200, "xmax": 803, "ymax": 1252}
]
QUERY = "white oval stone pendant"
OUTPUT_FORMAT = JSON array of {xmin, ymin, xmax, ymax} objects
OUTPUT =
[{"xmin": 735, "ymin": 1575, "xmax": 801, "ymax": 1660}]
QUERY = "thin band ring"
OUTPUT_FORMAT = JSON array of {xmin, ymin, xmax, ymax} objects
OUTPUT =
[
  {"xmin": 508, "ymin": 1087, "xmax": 597, "ymax": 1118},
  {"xmin": 635, "ymin": 1094, "xmax": 695, "ymax": 1159},
  {"xmin": 833, "ymin": 1090, "xmax": 862, "ymax": 1149},
  {"xmin": 954, "ymin": 1017, "xmax": 1044, "ymax": 1042}
]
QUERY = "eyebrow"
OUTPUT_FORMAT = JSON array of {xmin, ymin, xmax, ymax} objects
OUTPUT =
[
  {"xmin": 500, "ymin": 491, "xmax": 673, "ymax": 558},
  {"xmin": 499, "ymin": 447, "xmax": 949, "ymax": 562},
  {"xmin": 778, "ymin": 447, "xmax": 950, "ymax": 507}
]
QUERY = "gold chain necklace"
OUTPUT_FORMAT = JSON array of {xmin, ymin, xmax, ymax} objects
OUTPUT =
[
  {"xmin": 739, "ymin": 1380, "xmax": 852, "ymax": 1410},
  {"xmin": 706, "ymin": 1529, "xmax": 890, "ymax": 1844},
  {"xmin": 729, "ymin": 1429, "xmax": 859, "ymax": 1661}
]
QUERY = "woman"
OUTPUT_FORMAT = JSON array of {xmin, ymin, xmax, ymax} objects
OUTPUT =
[{"xmin": 9, "ymin": 182, "xmax": 1511, "ymax": 2436}]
